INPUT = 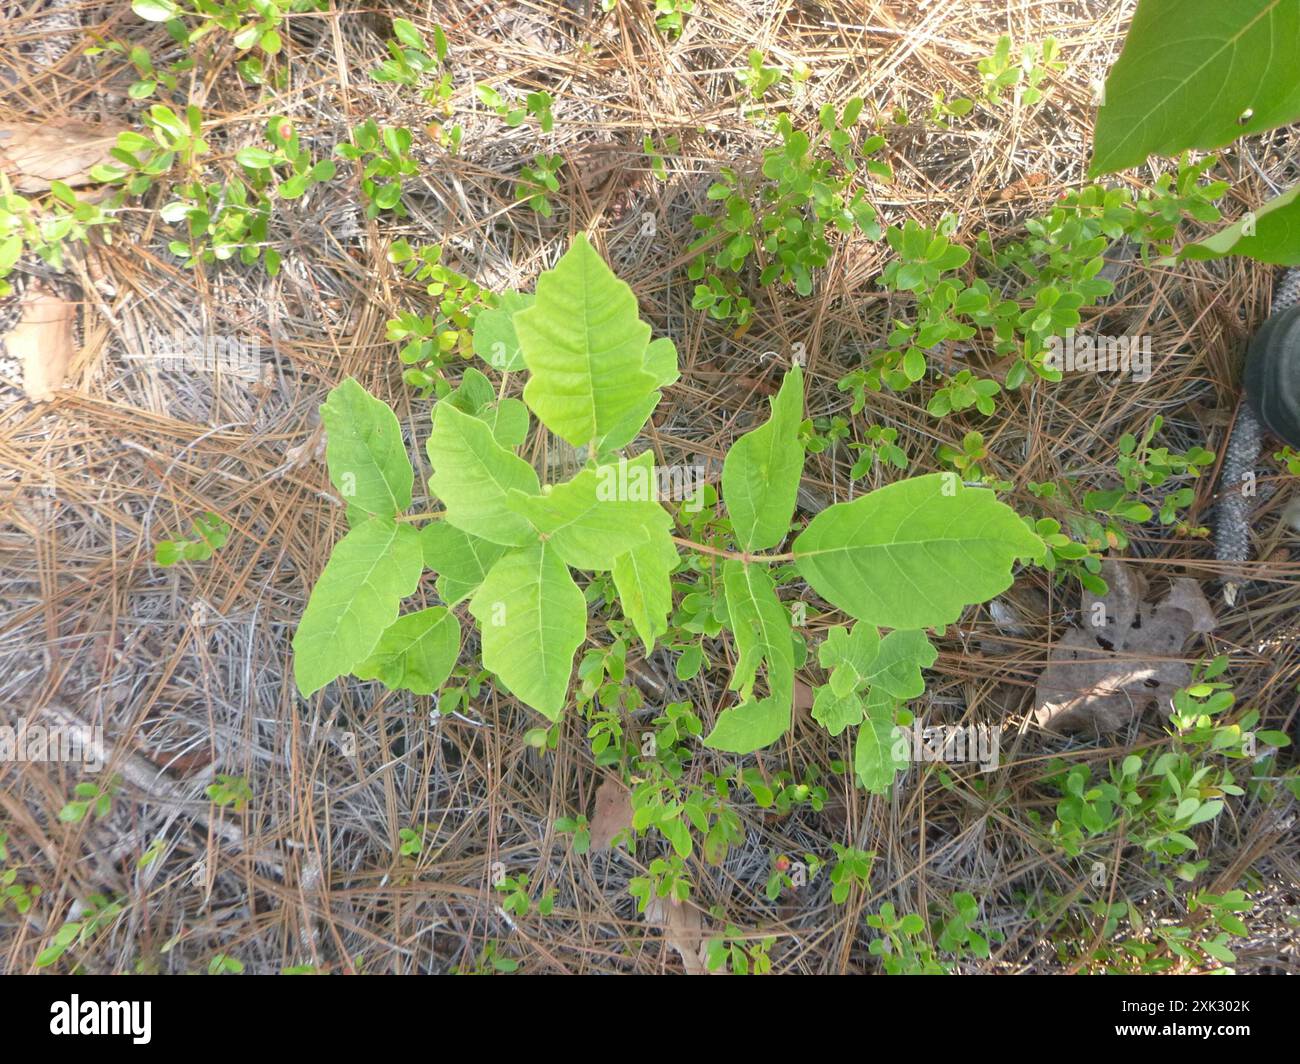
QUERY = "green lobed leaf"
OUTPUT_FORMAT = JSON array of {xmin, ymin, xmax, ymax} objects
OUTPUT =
[
  {"xmin": 611, "ymin": 532, "xmax": 678, "ymax": 652},
  {"xmin": 293, "ymin": 518, "xmax": 424, "ymax": 696},
  {"xmin": 468, "ymin": 541, "xmax": 586, "ymax": 720},
  {"xmin": 818, "ymin": 623, "xmax": 881, "ymax": 698},
  {"xmin": 644, "ymin": 337, "xmax": 681, "ymax": 389},
  {"xmin": 320, "ymin": 377, "xmax": 414, "ymax": 523},
  {"xmin": 702, "ymin": 686, "xmax": 791, "ymax": 756},
  {"xmin": 482, "ymin": 398, "xmax": 530, "ymax": 449},
  {"xmin": 445, "ymin": 367, "xmax": 495, "ymax": 414},
  {"xmin": 419, "ymin": 521, "xmax": 508, "ymax": 605},
  {"xmin": 854, "ymin": 691, "xmax": 908, "ymax": 794},
  {"xmin": 596, "ymin": 336, "xmax": 681, "ymax": 455},
  {"xmin": 793, "ymin": 474, "xmax": 1044, "ymax": 630},
  {"xmin": 473, "ymin": 291, "xmax": 534, "ymax": 372},
  {"xmin": 1091, "ymin": 0, "xmax": 1300, "ymax": 176},
  {"xmin": 812, "ymin": 625, "xmax": 935, "ymax": 738},
  {"xmin": 443, "ymin": 369, "xmax": 531, "ymax": 449},
  {"xmin": 811, "ymin": 685, "xmax": 863, "ymax": 737},
  {"xmin": 444, "ymin": 369, "xmax": 531, "ymax": 448},
  {"xmin": 353, "ymin": 607, "xmax": 461, "ymax": 696},
  {"xmin": 722, "ymin": 364, "xmax": 805, "ymax": 551},
  {"xmin": 427, "ymin": 401, "xmax": 541, "ymax": 546},
  {"xmin": 720, "ymin": 559, "xmax": 793, "ymax": 700},
  {"xmin": 154, "ymin": 541, "xmax": 182, "ymax": 566},
  {"xmin": 1178, "ymin": 182, "xmax": 1300, "ymax": 265},
  {"xmin": 702, "ymin": 560, "xmax": 794, "ymax": 754},
  {"xmin": 516, "ymin": 234, "xmax": 662, "ymax": 450},
  {"xmin": 863, "ymin": 629, "xmax": 937, "ymax": 700},
  {"xmin": 505, "ymin": 451, "xmax": 671, "ymax": 571}
]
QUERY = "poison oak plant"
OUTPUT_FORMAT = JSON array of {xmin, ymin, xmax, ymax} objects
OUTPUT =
[{"xmin": 292, "ymin": 235, "xmax": 1043, "ymax": 785}]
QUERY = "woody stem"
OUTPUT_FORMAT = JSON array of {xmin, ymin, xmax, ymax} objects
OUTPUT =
[{"xmin": 672, "ymin": 536, "xmax": 795, "ymax": 564}]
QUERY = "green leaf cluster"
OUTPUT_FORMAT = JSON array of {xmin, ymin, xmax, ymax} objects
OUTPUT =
[
  {"xmin": 294, "ymin": 234, "xmax": 1042, "ymax": 780},
  {"xmin": 687, "ymin": 103, "xmax": 887, "ymax": 324}
]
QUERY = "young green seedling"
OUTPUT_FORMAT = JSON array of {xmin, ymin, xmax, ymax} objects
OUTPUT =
[
  {"xmin": 291, "ymin": 235, "xmax": 1044, "ymax": 792},
  {"xmin": 155, "ymin": 511, "xmax": 230, "ymax": 566}
]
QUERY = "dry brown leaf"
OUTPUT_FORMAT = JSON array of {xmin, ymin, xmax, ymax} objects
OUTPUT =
[
  {"xmin": 793, "ymin": 678, "xmax": 815, "ymax": 717},
  {"xmin": 588, "ymin": 776, "xmax": 632, "ymax": 851},
  {"xmin": 1033, "ymin": 560, "xmax": 1216, "ymax": 733},
  {"xmin": 0, "ymin": 120, "xmax": 127, "ymax": 193},
  {"xmin": 994, "ymin": 171, "xmax": 1049, "ymax": 201},
  {"xmin": 284, "ymin": 426, "xmax": 326, "ymax": 470},
  {"xmin": 8, "ymin": 288, "xmax": 76, "ymax": 402},
  {"xmin": 644, "ymin": 895, "xmax": 710, "ymax": 975}
]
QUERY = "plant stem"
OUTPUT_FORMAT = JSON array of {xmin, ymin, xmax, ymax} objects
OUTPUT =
[
  {"xmin": 672, "ymin": 536, "xmax": 795, "ymax": 564},
  {"xmin": 393, "ymin": 520, "xmax": 790, "ymax": 564}
]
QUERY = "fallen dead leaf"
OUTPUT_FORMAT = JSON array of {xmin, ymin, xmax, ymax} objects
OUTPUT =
[
  {"xmin": 588, "ymin": 776, "xmax": 633, "ymax": 851},
  {"xmin": 1033, "ymin": 560, "xmax": 1215, "ymax": 733},
  {"xmin": 284, "ymin": 423, "xmax": 325, "ymax": 470},
  {"xmin": 644, "ymin": 895, "xmax": 711, "ymax": 975},
  {"xmin": 982, "ymin": 584, "xmax": 1049, "ymax": 654},
  {"xmin": 7, "ymin": 287, "xmax": 76, "ymax": 402},
  {"xmin": 0, "ymin": 119, "xmax": 127, "ymax": 193},
  {"xmin": 793, "ymin": 678, "xmax": 815, "ymax": 717},
  {"xmin": 994, "ymin": 171, "xmax": 1049, "ymax": 201}
]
